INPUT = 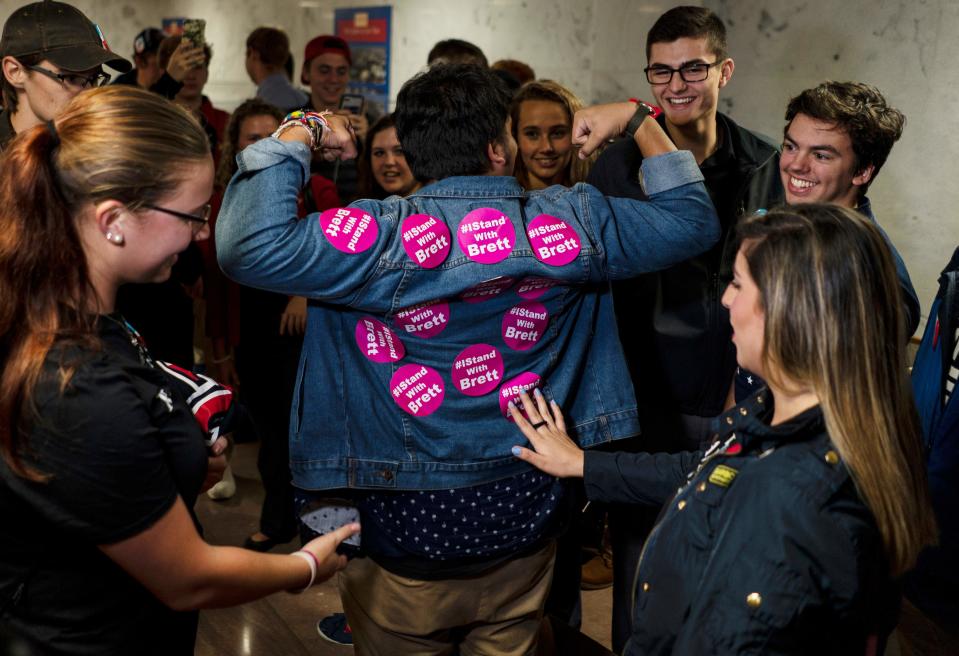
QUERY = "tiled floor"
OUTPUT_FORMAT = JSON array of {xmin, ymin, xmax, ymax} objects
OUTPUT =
[{"xmin": 193, "ymin": 443, "xmax": 614, "ymax": 655}]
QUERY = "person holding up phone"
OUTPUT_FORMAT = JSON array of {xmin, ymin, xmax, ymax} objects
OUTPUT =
[{"xmin": 301, "ymin": 35, "xmax": 381, "ymax": 201}]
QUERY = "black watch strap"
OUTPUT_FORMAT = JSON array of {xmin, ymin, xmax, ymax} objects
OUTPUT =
[{"xmin": 623, "ymin": 102, "xmax": 655, "ymax": 139}]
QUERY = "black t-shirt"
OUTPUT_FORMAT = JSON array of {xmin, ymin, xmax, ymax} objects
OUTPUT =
[
  {"xmin": 590, "ymin": 115, "xmax": 749, "ymax": 422},
  {"xmin": 0, "ymin": 316, "xmax": 207, "ymax": 655}
]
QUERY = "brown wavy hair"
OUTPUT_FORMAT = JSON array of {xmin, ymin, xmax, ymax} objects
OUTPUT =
[
  {"xmin": 738, "ymin": 204, "xmax": 936, "ymax": 576},
  {"xmin": 785, "ymin": 81, "xmax": 905, "ymax": 199},
  {"xmin": 216, "ymin": 98, "xmax": 284, "ymax": 189},
  {"xmin": 509, "ymin": 80, "xmax": 594, "ymax": 189},
  {"xmin": 0, "ymin": 85, "xmax": 209, "ymax": 480}
]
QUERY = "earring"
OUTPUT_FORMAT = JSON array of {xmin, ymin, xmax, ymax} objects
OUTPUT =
[{"xmin": 105, "ymin": 231, "xmax": 123, "ymax": 244}]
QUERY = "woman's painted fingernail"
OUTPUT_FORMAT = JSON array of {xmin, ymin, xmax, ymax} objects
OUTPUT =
[
  {"xmin": 511, "ymin": 446, "xmax": 522, "ymax": 456},
  {"xmin": 534, "ymin": 388, "xmax": 543, "ymax": 398},
  {"xmin": 508, "ymin": 401, "xmax": 516, "ymax": 410}
]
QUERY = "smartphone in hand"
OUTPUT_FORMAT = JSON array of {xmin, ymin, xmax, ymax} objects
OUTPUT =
[
  {"xmin": 300, "ymin": 499, "xmax": 362, "ymax": 558},
  {"xmin": 182, "ymin": 18, "xmax": 206, "ymax": 47},
  {"xmin": 339, "ymin": 93, "xmax": 365, "ymax": 115}
]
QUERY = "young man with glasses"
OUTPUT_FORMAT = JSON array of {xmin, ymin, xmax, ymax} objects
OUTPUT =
[
  {"xmin": 586, "ymin": 6, "xmax": 783, "ymax": 651},
  {"xmin": 0, "ymin": 0, "xmax": 130, "ymax": 150}
]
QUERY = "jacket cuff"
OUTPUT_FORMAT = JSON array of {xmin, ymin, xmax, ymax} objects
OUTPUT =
[
  {"xmin": 583, "ymin": 450, "xmax": 617, "ymax": 502},
  {"xmin": 236, "ymin": 137, "xmax": 312, "ymax": 183},
  {"xmin": 639, "ymin": 150, "xmax": 703, "ymax": 196}
]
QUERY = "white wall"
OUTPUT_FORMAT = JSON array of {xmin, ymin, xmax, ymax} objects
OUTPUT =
[
  {"xmin": 705, "ymin": 0, "xmax": 959, "ymax": 327},
  {"xmin": 3, "ymin": 0, "xmax": 954, "ymax": 325}
]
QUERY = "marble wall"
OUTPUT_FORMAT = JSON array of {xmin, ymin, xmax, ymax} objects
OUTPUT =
[{"xmin": 2, "ymin": 0, "xmax": 955, "ymax": 324}]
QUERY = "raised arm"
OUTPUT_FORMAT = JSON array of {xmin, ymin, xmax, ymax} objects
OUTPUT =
[{"xmin": 215, "ymin": 113, "xmax": 381, "ymax": 301}]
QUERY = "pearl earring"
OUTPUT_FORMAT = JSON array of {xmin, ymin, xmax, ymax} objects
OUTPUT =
[{"xmin": 106, "ymin": 232, "xmax": 123, "ymax": 244}]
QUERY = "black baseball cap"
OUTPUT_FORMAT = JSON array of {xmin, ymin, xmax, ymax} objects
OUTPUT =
[
  {"xmin": 0, "ymin": 1, "xmax": 131, "ymax": 72},
  {"xmin": 133, "ymin": 27, "xmax": 164, "ymax": 57}
]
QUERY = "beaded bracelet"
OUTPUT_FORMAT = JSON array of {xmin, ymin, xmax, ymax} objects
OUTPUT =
[
  {"xmin": 272, "ymin": 110, "xmax": 332, "ymax": 151},
  {"xmin": 288, "ymin": 550, "xmax": 319, "ymax": 594}
]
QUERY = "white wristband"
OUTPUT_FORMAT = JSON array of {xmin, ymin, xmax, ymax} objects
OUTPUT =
[{"xmin": 288, "ymin": 550, "xmax": 318, "ymax": 593}]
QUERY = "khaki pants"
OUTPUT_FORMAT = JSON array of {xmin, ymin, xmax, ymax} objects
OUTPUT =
[{"xmin": 340, "ymin": 541, "xmax": 556, "ymax": 656}]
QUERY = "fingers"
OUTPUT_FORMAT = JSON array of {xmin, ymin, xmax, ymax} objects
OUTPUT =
[
  {"xmin": 210, "ymin": 436, "xmax": 229, "ymax": 457},
  {"xmin": 510, "ymin": 444, "xmax": 550, "ymax": 472},
  {"xmin": 306, "ymin": 522, "xmax": 361, "ymax": 578},
  {"xmin": 550, "ymin": 399, "xmax": 566, "ymax": 433}
]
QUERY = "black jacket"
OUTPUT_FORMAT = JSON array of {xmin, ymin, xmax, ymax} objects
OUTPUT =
[
  {"xmin": 588, "ymin": 113, "xmax": 783, "ymax": 422},
  {"xmin": 584, "ymin": 393, "xmax": 899, "ymax": 654}
]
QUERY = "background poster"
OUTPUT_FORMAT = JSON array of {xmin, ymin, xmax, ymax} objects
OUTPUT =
[{"xmin": 334, "ymin": 6, "xmax": 392, "ymax": 116}]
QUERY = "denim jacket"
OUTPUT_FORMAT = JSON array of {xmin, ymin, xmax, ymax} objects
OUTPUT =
[{"xmin": 217, "ymin": 138, "xmax": 718, "ymax": 491}]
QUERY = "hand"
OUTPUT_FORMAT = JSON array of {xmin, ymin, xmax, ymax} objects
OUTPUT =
[
  {"xmin": 165, "ymin": 39, "xmax": 206, "ymax": 82},
  {"xmin": 318, "ymin": 113, "xmax": 358, "ymax": 162},
  {"xmin": 300, "ymin": 522, "xmax": 361, "ymax": 582},
  {"xmin": 571, "ymin": 102, "xmax": 637, "ymax": 158},
  {"xmin": 509, "ymin": 389, "xmax": 585, "ymax": 478},
  {"xmin": 279, "ymin": 296, "xmax": 307, "ymax": 336},
  {"xmin": 333, "ymin": 108, "xmax": 369, "ymax": 142}
]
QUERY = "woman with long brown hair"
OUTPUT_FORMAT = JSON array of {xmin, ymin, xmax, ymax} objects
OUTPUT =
[
  {"xmin": 510, "ymin": 80, "xmax": 595, "ymax": 190},
  {"xmin": 510, "ymin": 204, "xmax": 937, "ymax": 654},
  {"xmin": 0, "ymin": 86, "xmax": 357, "ymax": 655}
]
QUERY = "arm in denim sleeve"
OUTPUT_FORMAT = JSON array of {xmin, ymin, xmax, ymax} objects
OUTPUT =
[
  {"xmin": 215, "ymin": 138, "xmax": 384, "ymax": 301},
  {"xmin": 583, "ymin": 150, "xmax": 720, "ymax": 280},
  {"xmin": 583, "ymin": 449, "xmax": 701, "ymax": 506}
]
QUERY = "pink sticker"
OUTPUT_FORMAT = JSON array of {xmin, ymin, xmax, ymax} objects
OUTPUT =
[
  {"xmin": 498, "ymin": 372, "xmax": 542, "ymax": 420},
  {"xmin": 502, "ymin": 302, "xmax": 548, "ymax": 351},
  {"xmin": 355, "ymin": 317, "xmax": 405, "ymax": 363},
  {"xmin": 390, "ymin": 364, "xmax": 445, "ymax": 417},
  {"xmin": 401, "ymin": 214, "xmax": 451, "ymax": 269},
  {"xmin": 319, "ymin": 207, "xmax": 379, "ymax": 254},
  {"xmin": 460, "ymin": 276, "xmax": 515, "ymax": 304},
  {"xmin": 527, "ymin": 214, "xmax": 581, "ymax": 266},
  {"xmin": 457, "ymin": 208, "xmax": 515, "ymax": 264},
  {"xmin": 452, "ymin": 344, "xmax": 504, "ymax": 396},
  {"xmin": 393, "ymin": 300, "xmax": 451, "ymax": 339},
  {"xmin": 516, "ymin": 276, "xmax": 559, "ymax": 300}
]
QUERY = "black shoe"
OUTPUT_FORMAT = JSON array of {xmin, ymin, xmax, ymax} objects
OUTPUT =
[{"xmin": 242, "ymin": 534, "xmax": 288, "ymax": 552}]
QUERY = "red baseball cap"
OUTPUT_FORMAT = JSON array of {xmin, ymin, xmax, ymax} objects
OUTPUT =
[{"xmin": 303, "ymin": 35, "xmax": 351, "ymax": 66}]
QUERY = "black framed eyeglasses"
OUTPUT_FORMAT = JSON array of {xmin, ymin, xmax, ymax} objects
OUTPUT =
[
  {"xmin": 142, "ymin": 203, "xmax": 212, "ymax": 226},
  {"xmin": 26, "ymin": 64, "xmax": 111, "ymax": 89},
  {"xmin": 644, "ymin": 61, "xmax": 721, "ymax": 85}
]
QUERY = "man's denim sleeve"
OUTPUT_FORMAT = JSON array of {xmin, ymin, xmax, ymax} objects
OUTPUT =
[
  {"xmin": 581, "ymin": 150, "xmax": 720, "ymax": 280},
  {"xmin": 215, "ymin": 138, "xmax": 383, "ymax": 301}
]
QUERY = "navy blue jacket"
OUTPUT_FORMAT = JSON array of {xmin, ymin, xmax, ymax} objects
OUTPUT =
[
  {"xmin": 584, "ymin": 393, "xmax": 899, "ymax": 654},
  {"xmin": 907, "ymin": 245, "xmax": 959, "ymax": 628}
]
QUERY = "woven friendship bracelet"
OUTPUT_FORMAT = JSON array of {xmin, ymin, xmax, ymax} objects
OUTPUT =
[{"xmin": 272, "ymin": 110, "xmax": 332, "ymax": 150}]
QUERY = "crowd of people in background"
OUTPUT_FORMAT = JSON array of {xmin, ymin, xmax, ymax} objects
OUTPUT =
[{"xmin": 0, "ymin": 1, "xmax": 957, "ymax": 656}]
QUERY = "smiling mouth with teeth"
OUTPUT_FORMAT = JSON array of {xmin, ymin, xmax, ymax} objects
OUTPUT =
[
  {"xmin": 790, "ymin": 177, "xmax": 816, "ymax": 189},
  {"xmin": 668, "ymin": 98, "xmax": 694, "ymax": 105}
]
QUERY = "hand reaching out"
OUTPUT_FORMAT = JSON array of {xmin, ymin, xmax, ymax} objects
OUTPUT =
[
  {"xmin": 509, "ymin": 389, "xmax": 585, "ymax": 478},
  {"xmin": 300, "ymin": 522, "xmax": 361, "ymax": 582}
]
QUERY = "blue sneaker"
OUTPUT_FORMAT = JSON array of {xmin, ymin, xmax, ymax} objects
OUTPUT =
[{"xmin": 317, "ymin": 613, "xmax": 353, "ymax": 647}]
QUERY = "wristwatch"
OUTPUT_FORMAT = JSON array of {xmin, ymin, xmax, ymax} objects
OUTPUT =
[{"xmin": 623, "ymin": 101, "xmax": 656, "ymax": 138}]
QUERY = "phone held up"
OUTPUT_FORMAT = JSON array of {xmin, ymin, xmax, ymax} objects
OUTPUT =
[
  {"xmin": 182, "ymin": 18, "xmax": 206, "ymax": 48},
  {"xmin": 339, "ymin": 93, "xmax": 365, "ymax": 115}
]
